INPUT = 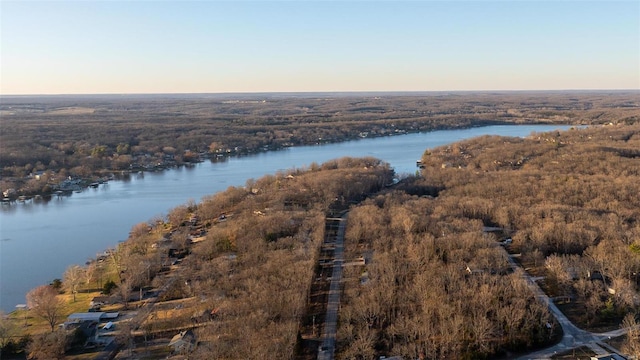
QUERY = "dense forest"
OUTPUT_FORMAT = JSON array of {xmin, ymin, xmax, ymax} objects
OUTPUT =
[
  {"xmin": 333, "ymin": 123, "xmax": 640, "ymax": 358},
  {"xmin": 1, "ymin": 91, "xmax": 638, "ymax": 196},
  {"xmin": 339, "ymin": 192, "xmax": 553, "ymax": 359}
]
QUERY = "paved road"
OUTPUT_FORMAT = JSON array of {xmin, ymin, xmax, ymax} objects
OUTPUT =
[
  {"xmin": 318, "ymin": 216, "xmax": 347, "ymax": 360},
  {"xmin": 503, "ymin": 252, "xmax": 630, "ymax": 359},
  {"xmin": 314, "ymin": 224, "xmax": 632, "ymax": 359}
]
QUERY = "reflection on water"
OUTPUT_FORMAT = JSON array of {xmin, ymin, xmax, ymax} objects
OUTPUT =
[{"xmin": 0, "ymin": 125, "xmax": 575, "ymax": 311}]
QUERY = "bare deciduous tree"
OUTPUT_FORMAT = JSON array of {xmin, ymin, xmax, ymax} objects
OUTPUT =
[
  {"xmin": 83, "ymin": 261, "xmax": 95, "ymax": 287},
  {"xmin": 27, "ymin": 330, "xmax": 67, "ymax": 360},
  {"xmin": 63, "ymin": 265, "xmax": 84, "ymax": 302},
  {"xmin": 622, "ymin": 313, "xmax": 640, "ymax": 358},
  {"xmin": 26, "ymin": 285, "xmax": 62, "ymax": 332}
]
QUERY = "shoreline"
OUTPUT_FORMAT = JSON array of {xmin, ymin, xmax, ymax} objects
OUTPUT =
[
  {"xmin": 0, "ymin": 119, "xmax": 570, "ymax": 203},
  {"xmin": 0, "ymin": 122, "xmax": 584, "ymax": 315}
]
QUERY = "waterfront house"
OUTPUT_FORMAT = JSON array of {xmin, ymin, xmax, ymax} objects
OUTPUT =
[{"xmin": 65, "ymin": 312, "xmax": 119, "ymax": 326}]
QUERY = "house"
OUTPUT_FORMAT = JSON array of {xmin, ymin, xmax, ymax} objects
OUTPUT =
[
  {"xmin": 67, "ymin": 312, "xmax": 107, "ymax": 323},
  {"xmin": 500, "ymin": 238, "xmax": 513, "ymax": 246},
  {"xmin": 61, "ymin": 320, "xmax": 98, "ymax": 338},
  {"xmin": 65, "ymin": 312, "xmax": 119, "ymax": 326},
  {"xmin": 32, "ymin": 171, "xmax": 46, "ymax": 180},
  {"xmin": 169, "ymin": 329, "xmax": 196, "ymax": 353}
]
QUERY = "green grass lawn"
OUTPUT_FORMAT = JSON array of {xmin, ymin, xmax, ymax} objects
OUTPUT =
[{"xmin": 8, "ymin": 290, "xmax": 102, "ymax": 336}]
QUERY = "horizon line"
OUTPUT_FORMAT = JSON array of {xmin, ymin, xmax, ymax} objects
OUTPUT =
[{"xmin": 2, "ymin": 88, "xmax": 639, "ymax": 98}]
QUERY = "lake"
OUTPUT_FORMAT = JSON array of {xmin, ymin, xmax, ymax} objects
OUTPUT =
[{"xmin": 0, "ymin": 124, "xmax": 574, "ymax": 312}]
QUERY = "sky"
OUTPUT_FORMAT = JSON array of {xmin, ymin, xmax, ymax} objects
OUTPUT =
[{"xmin": 1, "ymin": 1, "xmax": 639, "ymax": 95}]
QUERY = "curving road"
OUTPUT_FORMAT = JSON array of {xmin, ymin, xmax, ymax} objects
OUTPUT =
[
  {"xmin": 504, "ymin": 252, "xmax": 630, "ymax": 359},
  {"xmin": 314, "ymin": 221, "xmax": 632, "ymax": 359}
]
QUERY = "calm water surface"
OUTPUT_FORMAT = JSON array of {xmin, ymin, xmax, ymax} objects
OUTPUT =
[{"xmin": 0, "ymin": 125, "xmax": 573, "ymax": 311}]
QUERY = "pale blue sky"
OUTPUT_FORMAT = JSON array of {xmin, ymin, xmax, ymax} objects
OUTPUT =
[{"xmin": 1, "ymin": 1, "xmax": 638, "ymax": 94}]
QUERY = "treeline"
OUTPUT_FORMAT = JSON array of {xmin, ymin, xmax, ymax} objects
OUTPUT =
[{"xmin": 2, "ymin": 92, "xmax": 638, "ymax": 196}]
